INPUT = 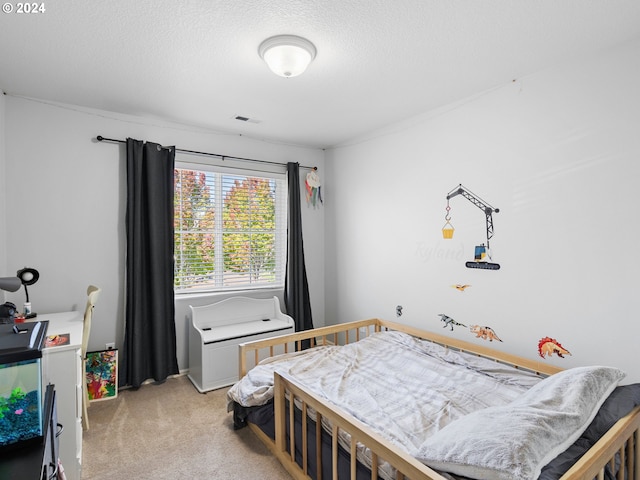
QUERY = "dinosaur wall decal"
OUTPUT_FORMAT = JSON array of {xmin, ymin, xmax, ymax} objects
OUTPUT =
[
  {"xmin": 469, "ymin": 325, "xmax": 503, "ymax": 342},
  {"xmin": 438, "ymin": 314, "xmax": 467, "ymax": 331},
  {"xmin": 538, "ymin": 337, "xmax": 571, "ymax": 358}
]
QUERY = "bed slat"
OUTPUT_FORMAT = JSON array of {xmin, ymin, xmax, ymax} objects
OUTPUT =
[
  {"xmin": 629, "ymin": 429, "xmax": 640, "ymax": 480},
  {"xmin": 370, "ymin": 453, "xmax": 378, "ymax": 480},
  {"xmin": 332, "ymin": 424, "xmax": 339, "ymax": 480},
  {"xmin": 289, "ymin": 395, "xmax": 295, "ymax": 464},
  {"xmin": 350, "ymin": 436, "xmax": 357, "ymax": 479},
  {"xmin": 302, "ymin": 402, "xmax": 308, "ymax": 476},
  {"xmin": 316, "ymin": 411, "xmax": 323, "ymax": 480}
]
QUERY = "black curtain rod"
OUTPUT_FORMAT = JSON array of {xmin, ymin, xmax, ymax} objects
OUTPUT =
[{"xmin": 96, "ymin": 135, "xmax": 317, "ymax": 171}]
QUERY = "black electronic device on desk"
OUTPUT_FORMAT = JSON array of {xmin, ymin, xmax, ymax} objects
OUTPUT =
[{"xmin": 0, "ymin": 302, "xmax": 18, "ymax": 325}]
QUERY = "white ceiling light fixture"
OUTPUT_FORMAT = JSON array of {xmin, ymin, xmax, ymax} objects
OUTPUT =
[{"xmin": 258, "ymin": 35, "xmax": 317, "ymax": 78}]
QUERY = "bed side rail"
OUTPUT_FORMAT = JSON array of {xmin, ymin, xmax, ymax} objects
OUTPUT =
[
  {"xmin": 274, "ymin": 371, "xmax": 449, "ymax": 480},
  {"xmin": 559, "ymin": 405, "xmax": 640, "ymax": 480},
  {"xmin": 239, "ymin": 318, "xmax": 381, "ymax": 378},
  {"xmin": 239, "ymin": 317, "xmax": 563, "ymax": 379},
  {"xmin": 377, "ymin": 319, "xmax": 563, "ymax": 377}
]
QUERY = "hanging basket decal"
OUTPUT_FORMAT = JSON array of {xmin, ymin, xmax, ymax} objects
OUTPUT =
[{"xmin": 442, "ymin": 221, "xmax": 455, "ymax": 239}]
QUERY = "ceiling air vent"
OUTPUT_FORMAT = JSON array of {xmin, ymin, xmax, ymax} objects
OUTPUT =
[{"xmin": 234, "ymin": 115, "xmax": 261, "ymax": 124}]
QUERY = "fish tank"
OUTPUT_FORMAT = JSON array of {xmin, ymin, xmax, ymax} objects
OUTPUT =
[{"xmin": 0, "ymin": 320, "xmax": 48, "ymax": 451}]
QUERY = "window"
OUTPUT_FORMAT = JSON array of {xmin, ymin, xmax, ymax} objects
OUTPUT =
[{"xmin": 174, "ymin": 165, "xmax": 287, "ymax": 293}]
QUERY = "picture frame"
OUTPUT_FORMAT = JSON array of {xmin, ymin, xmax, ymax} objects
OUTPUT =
[{"xmin": 85, "ymin": 349, "xmax": 118, "ymax": 401}]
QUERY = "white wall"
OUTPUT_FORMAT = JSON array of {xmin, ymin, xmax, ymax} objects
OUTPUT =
[
  {"xmin": 325, "ymin": 38, "xmax": 640, "ymax": 383},
  {"xmin": 2, "ymin": 97, "xmax": 325, "ymax": 371}
]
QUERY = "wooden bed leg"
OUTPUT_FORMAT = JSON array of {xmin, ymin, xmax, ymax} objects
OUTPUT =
[{"xmin": 274, "ymin": 375, "xmax": 287, "ymax": 455}]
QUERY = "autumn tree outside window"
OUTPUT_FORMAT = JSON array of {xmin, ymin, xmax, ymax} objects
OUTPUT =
[{"xmin": 174, "ymin": 165, "xmax": 287, "ymax": 292}]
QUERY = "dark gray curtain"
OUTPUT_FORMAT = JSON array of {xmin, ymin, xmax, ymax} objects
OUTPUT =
[
  {"xmin": 121, "ymin": 138, "xmax": 179, "ymax": 388},
  {"xmin": 284, "ymin": 163, "xmax": 314, "ymax": 349}
]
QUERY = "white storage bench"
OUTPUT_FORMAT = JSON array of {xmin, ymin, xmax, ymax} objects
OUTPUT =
[{"xmin": 187, "ymin": 296, "xmax": 295, "ymax": 393}]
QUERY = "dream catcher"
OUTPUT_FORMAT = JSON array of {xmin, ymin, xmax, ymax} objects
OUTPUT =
[{"xmin": 305, "ymin": 168, "xmax": 323, "ymax": 208}]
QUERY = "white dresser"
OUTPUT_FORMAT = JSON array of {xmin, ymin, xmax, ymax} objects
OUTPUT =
[{"xmin": 36, "ymin": 312, "xmax": 84, "ymax": 480}]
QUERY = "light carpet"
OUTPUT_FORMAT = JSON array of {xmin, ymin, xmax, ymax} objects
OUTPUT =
[{"xmin": 81, "ymin": 375, "xmax": 292, "ymax": 479}]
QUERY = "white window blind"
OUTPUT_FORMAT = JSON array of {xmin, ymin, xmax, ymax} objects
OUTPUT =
[{"xmin": 174, "ymin": 166, "xmax": 287, "ymax": 293}]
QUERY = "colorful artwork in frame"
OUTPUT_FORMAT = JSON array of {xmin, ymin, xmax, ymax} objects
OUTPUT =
[{"xmin": 86, "ymin": 350, "xmax": 118, "ymax": 401}]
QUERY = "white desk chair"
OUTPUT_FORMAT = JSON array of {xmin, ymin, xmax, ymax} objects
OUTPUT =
[{"xmin": 81, "ymin": 285, "xmax": 101, "ymax": 431}]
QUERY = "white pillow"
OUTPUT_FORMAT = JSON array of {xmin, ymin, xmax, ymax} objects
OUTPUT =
[{"xmin": 414, "ymin": 366, "xmax": 625, "ymax": 480}]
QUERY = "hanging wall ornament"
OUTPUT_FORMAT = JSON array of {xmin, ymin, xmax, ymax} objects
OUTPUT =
[
  {"xmin": 305, "ymin": 167, "xmax": 323, "ymax": 208},
  {"xmin": 538, "ymin": 337, "xmax": 571, "ymax": 358}
]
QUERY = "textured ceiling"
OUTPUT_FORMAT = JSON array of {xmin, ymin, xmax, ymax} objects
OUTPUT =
[{"xmin": 1, "ymin": 0, "xmax": 640, "ymax": 148}]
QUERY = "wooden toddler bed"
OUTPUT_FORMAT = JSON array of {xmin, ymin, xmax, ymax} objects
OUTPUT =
[{"xmin": 229, "ymin": 319, "xmax": 640, "ymax": 480}]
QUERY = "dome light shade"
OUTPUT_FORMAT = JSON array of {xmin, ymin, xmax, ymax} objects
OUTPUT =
[{"xmin": 259, "ymin": 35, "xmax": 316, "ymax": 78}]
